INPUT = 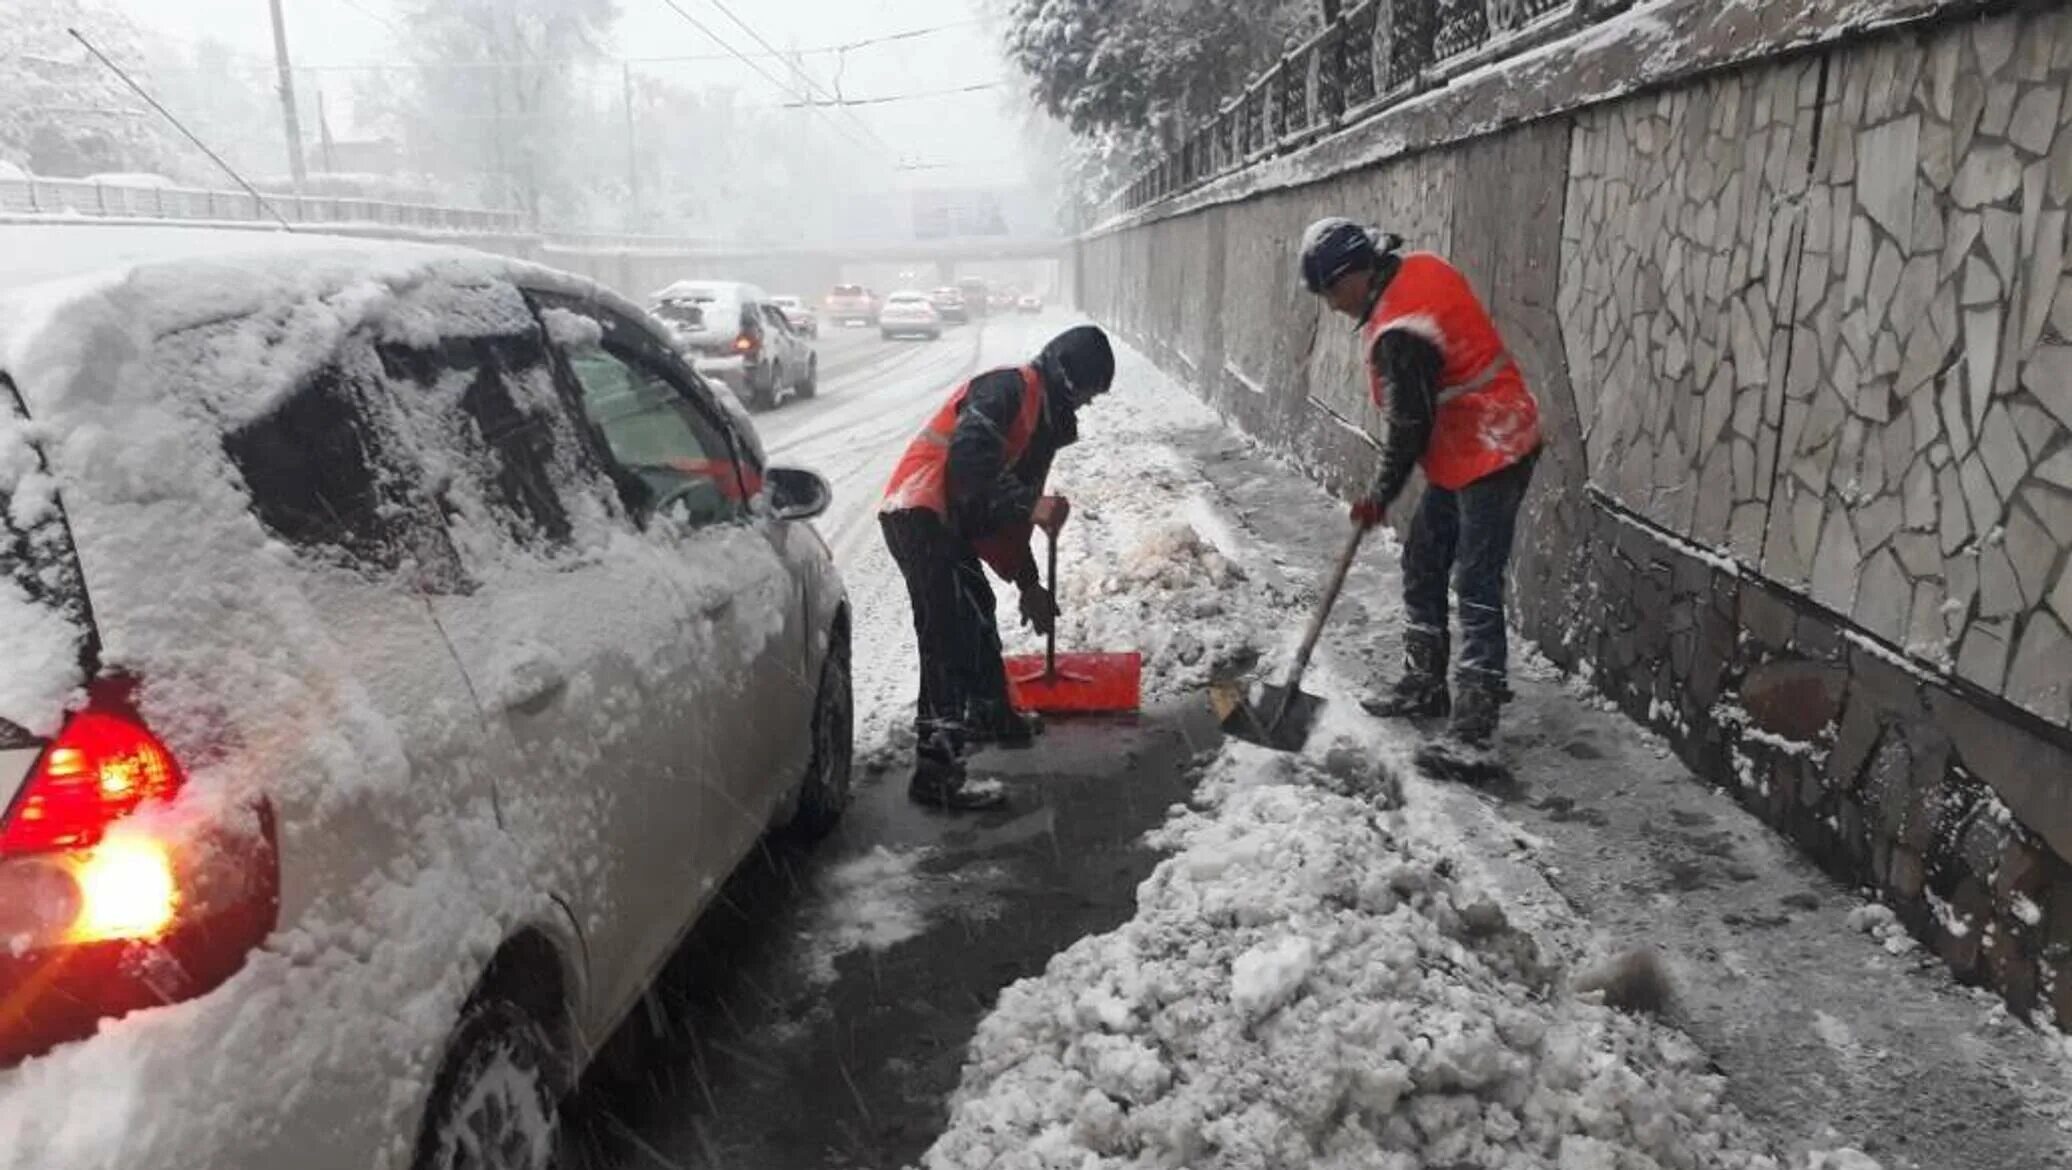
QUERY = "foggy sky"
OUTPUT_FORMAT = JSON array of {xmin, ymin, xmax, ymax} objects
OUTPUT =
[{"xmin": 111, "ymin": 0, "xmax": 1033, "ymax": 192}]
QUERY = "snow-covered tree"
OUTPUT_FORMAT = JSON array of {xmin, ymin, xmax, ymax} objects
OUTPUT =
[
  {"xmin": 999, "ymin": 0, "xmax": 1317, "ymax": 145},
  {"xmin": 0, "ymin": 0, "xmax": 171, "ymax": 176},
  {"xmin": 369, "ymin": 0, "xmax": 619, "ymax": 224}
]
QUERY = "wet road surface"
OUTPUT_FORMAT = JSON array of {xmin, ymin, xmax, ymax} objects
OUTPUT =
[{"xmin": 562, "ymin": 315, "xmax": 1215, "ymax": 1170}]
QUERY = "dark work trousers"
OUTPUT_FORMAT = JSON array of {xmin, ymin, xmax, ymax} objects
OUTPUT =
[
  {"xmin": 881, "ymin": 508, "xmax": 1015, "ymax": 753},
  {"xmin": 1400, "ymin": 450, "xmax": 1540, "ymax": 688}
]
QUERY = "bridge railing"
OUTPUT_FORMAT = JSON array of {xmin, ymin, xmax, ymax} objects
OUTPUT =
[
  {"xmin": 1112, "ymin": 0, "xmax": 1628, "ymax": 216},
  {"xmin": 0, "ymin": 176, "xmax": 525, "ymax": 234}
]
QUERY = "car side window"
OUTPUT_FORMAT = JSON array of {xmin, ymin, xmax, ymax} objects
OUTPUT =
[
  {"xmin": 377, "ymin": 332, "xmax": 579, "ymax": 552},
  {"xmin": 762, "ymin": 305, "xmax": 794, "ymax": 336},
  {"xmin": 560, "ymin": 342, "xmax": 750, "ymax": 528},
  {"xmin": 223, "ymin": 341, "xmax": 462, "ymax": 586}
]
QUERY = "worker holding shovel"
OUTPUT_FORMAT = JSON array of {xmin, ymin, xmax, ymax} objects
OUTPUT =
[
  {"xmin": 880, "ymin": 324, "xmax": 1116, "ymax": 810},
  {"xmin": 1299, "ymin": 219, "xmax": 1542, "ymax": 771}
]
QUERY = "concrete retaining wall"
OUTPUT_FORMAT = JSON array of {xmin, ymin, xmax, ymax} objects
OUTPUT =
[{"xmin": 1079, "ymin": 0, "xmax": 2072, "ymax": 1022}]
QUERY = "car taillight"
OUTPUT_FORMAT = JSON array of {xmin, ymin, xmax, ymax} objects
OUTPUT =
[
  {"xmin": 734, "ymin": 333, "xmax": 758, "ymax": 354},
  {"xmin": 1, "ymin": 711, "xmax": 183, "ymax": 856},
  {"xmin": 0, "ymin": 693, "xmax": 280, "ymax": 1064}
]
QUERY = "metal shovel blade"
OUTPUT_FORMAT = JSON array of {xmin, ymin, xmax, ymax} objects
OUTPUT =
[{"xmin": 1211, "ymin": 680, "xmax": 1324, "ymax": 752}]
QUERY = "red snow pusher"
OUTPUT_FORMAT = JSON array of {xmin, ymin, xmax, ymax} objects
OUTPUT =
[{"xmin": 1003, "ymin": 498, "xmax": 1142, "ymax": 715}]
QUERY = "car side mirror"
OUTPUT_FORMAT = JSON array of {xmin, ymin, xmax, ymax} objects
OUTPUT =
[{"xmin": 766, "ymin": 465, "xmax": 832, "ymax": 521}]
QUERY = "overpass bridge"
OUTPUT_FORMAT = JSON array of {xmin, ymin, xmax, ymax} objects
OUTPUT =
[{"xmin": 1, "ymin": 175, "xmax": 1070, "ymax": 304}]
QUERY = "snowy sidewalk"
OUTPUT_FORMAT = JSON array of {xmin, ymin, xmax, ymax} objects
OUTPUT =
[{"xmin": 918, "ymin": 335, "xmax": 2072, "ymax": 1169}]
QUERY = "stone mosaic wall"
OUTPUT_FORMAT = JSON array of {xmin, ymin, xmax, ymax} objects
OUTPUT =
[
  {"xmin": 1558, "ymin": 62, "xmax": 1821, "ymax": 562},
  {"xmin": 1776, "ymin": 15, "xmax": 2072, "ymax": 724},
  {"xmin": 1559, "ymin": 11, "xmax": 2072, "ymax": 728},
  {"xmin": 1077, "ymin": 0, "xmax": 2072, "ymax": 1023}
]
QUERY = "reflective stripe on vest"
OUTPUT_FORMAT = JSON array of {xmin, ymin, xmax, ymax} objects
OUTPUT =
[
  {"xmin": 1362, "ymin": 253, "xmax": 1541, "ymax": 491},
  {"xmin": 880, "ymin": 365, "xmax": 1044, "ymax": 517}
]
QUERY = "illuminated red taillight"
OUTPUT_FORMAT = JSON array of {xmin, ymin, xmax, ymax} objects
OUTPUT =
[
  {"xmin": 1, "ymin": 711, "xmax": 183, "ymax": 856},
  {"xmin": 0, "ymin": 693, "xmax": 280, "ymax": 1064},
  {"xmin": 733, "ymin": 333, "xmax": 758, "ymax": 355}
]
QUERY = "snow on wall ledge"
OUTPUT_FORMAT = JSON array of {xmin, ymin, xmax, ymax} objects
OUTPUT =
[{"xmin": 1077, "ymin": 1, "xmax": 2072, "ymax": 1030}]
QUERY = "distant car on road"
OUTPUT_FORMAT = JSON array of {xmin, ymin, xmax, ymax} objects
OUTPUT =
[
  {"xmin": 651, "ymin": 280, "xmax": 818, "ymax": 411},
  {"xmin": 928, "ymin": 286, "xmax": 969, "ymax": 324},
  {"xmin": 0, "ymin": 224, "xmax": 853, "ymax": 1170},
  {"xmin": 989, "ymin": 289, "xmax": 1017, "ymax": 312},
  {"xmin": 880, "ymin": 290, "xmax": 943, "ymax": 341},
  {"xmin": 770, "ymin": 294, "xmax": 819, "ymax": 337},
  {"xmin": 956, "ymin": 276, "xmax": 990, "ymax": 319},
  {"xmin": 824, "ymin": 283, "xmax": 878, "ymax": 327},
  {"xmin": 1018, "ymin": 293, "xmax": 1044, "ymax": 314}
]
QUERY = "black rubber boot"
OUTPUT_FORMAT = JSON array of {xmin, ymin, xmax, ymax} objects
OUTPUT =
[
  {"xmin": 1360, "ymin": 627, "xmax": 1451, "ymax": 718},
  {"xmin": 907, "ymin": 732, "xmax": 1007, "ymax": 811},
  {"xmin": 1445, "ymin": 676, "xmax": 1502, "ymax": 749}
]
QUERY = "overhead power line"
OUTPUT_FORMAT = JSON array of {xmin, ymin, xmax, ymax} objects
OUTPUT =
[
  {"xmin": 779, "ymin": 81, "xmax": 1005, "ymax": 108},
  {"xmin": 694, "ymin": 0, "xmax": 888, "ymax": 149},
  {"xmin": 647, "ymin": 0, "xmax": 879, "ymax": 158},
  {"xmin": 288, "ymin": 18, "xmax": 984, "ymax": 74}
]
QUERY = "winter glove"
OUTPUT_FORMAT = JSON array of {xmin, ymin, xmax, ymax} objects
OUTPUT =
[
  {"xmin": 1031, "ymin": 495, "xmax": 1070, "ymax": 535},
  {"xmin": 1018, "ymin": 582, "xmax": 1058, "ymax": 636},
  {"xmin": 1350, "ymin": 496, "xmax": 1387, "ymax": 530}
]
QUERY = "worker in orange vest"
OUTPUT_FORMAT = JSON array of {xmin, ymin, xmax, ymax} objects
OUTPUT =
[
  {"xmin": 1300, "ymin": 219, "xmax": 1542, "ymax": 757},
  {"xmin": 880, "ymin": 324, "xmax": 1115, "ymax": 810}
]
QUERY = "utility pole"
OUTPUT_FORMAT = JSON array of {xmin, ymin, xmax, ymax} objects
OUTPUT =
[
  {"xmin": 267, "ymin": 0, "xmax": 307, "ymax": 191},
  {"xmin": 622, "ymin": 63, "xmax": 640, "ymax": 231},
  {"xmin": 316, "ymin": 87, "xmax": 336, "ymax": 174}
]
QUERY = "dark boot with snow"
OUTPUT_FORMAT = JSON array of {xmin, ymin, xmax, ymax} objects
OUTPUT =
[
  {"xmin": 1445, "ymin": 677, "xmax": 1503, "ymax": 748},
  {"xmin": 907, "ymin": 732, "xmax": 1007, "ymax": 811},
  {"xmin": 1416, "ymin": 677, "xmax": 1511, "ymax": 786},
  {"xmin": 1361, "ymin": 627, "xmax": 1451, "ymax": 718}
]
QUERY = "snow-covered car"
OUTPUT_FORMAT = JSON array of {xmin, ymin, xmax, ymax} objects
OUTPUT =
[
  {"xmin": 928, "ymin": 286, "xmax": 968, "ymax": 324},
  {"xmin": 769, "ymin": 294, "xmax": 819, "ymax": 337},
  {"xmin": 879, "ymin": 291, "xmax": 942, "ymax": 341},
  {"xmin": 649, "ymin": 280, "xmax": 818, "ymax": 411},
  {"xmin": 823, "ymin": 283, "xmax": 878, "ymax": 327},
  {"xmin": 0, "ymin": 225, "xmax": 853, "ymax": 1170},
  {"xmin": 1018, "ymin": 293, "xmax": 1044, "ymax": 314}
]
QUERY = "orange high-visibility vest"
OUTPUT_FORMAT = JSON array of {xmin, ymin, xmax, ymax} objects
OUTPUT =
[
  {"xmin": 882, "ymin": 365, "xmax": 1046, "ymax": 579},
  {"xmin": 1362, "ymin": 252, "xmax": 1540, "ymax": 490}
]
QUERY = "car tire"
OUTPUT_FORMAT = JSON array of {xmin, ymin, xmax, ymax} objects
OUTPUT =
[
  {"xmin": 797, "ymin": 355, "xmax": 818, "ymax": 399},
  {"xmin": 784, "ymin": 627, "xmax": 852, "ymax": 840},
  {"xmin": 751, "ymin": 366, "xmax": 778, "ymax": 412},
  {"xmin": 412, "ymin": 998, "xmax": 564, "ymax": 1170},
  {"xmin": 881, "ymin": 329, "xmax": 895, "ymax": 341}
]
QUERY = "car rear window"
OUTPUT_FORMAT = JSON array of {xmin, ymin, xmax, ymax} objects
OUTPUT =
[
  {"xmin": 0, "ymin": 378, "xmax": 90, "ymax": 739},
  {"xmin": 653, "ymin": 301, "xmax": 705, "ymax": 330}
]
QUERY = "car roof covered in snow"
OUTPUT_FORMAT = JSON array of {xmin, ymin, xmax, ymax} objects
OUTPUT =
[{"xmin": 0, "ymin": 225, "xmax": 684, "ymax": 386}]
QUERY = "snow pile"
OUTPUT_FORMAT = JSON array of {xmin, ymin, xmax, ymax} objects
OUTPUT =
[
  {"xmin": 1843, "ymin": 903, "xmax": 1918, "ymax": 956},
  {"xmin": 1002, "ymin": 357, "xmax": 1266, "ymax": 698},
  {"xmin": 923, "ymin": 745, "xmax": 1880, "ymax": 1170}
]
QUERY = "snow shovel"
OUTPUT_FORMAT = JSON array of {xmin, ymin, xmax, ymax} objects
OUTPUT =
[
  {"xmin": 1210, "ymin": 523, "xmax": 1366, "ymax": 751},
  {"xmin": 1004, "ymin": 501, "xmax": 1143, "ymax": 715}
]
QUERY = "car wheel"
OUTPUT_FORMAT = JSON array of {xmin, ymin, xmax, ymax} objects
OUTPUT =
[
  {"xmin": 797, "ymin": 355, "xmax": 818, "ymax": 399},
  {"xmin": 785, "ymin": 627, "xmax": 852, "ymax": 840},
  {"xmin": 881, "ymin": 329, "xmax": 895, "ymax": 341},
  {"xmin": 412, "ymin": 999, "xmax": 563, "ymax": 1170},
  {"xmin": 751, "ymin": 367, "xmax": 778, "ymax": 411}
]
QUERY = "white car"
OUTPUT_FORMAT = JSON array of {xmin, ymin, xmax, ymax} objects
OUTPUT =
[
  {"xmin": 649, "ymin": 280, "xmax": 818, "ymax": 411},
  {"xmin": 879, "ymin": 290, "xmax": 943, "ymax": 341},
  {"xmin": 0, "ymin": 226, "xmax": 853, "ymax": 1170},
  {"xmin": 768, "ymin": 294, "xmax": 819, "ymax": 338}
]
